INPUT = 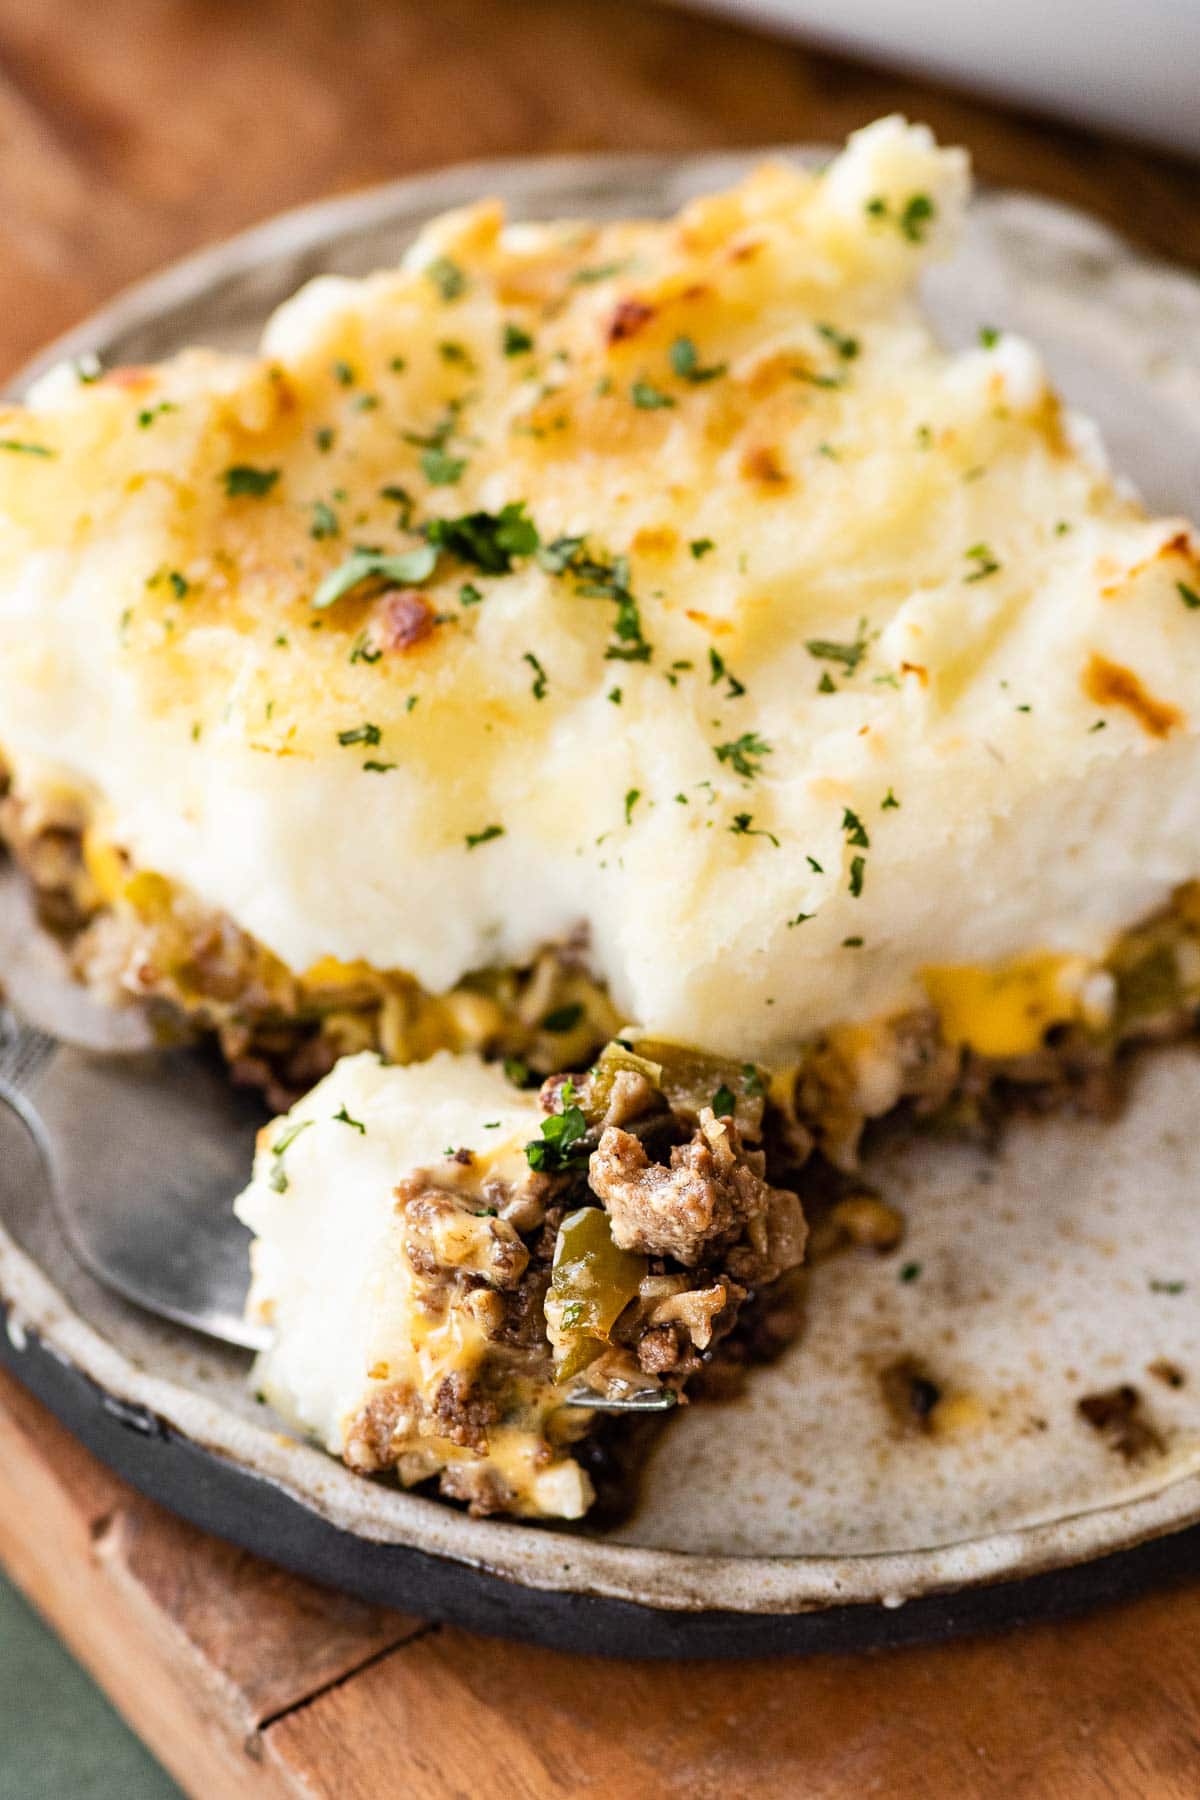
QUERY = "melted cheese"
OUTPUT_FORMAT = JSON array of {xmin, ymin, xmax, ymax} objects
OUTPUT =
[
  {"xmin": 923, "ymin": 954, "xmax": 1093, "ymax": 1059},
  {"xmin": 4, "ymin": 116, "xmax": 1200, "ymax": 1060}
]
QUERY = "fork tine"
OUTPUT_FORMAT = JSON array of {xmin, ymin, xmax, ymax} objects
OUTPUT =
[
  {"xmin": 560, "ymin": 1381, "xmax": 679, "ymax": 1412},
  {"xmin": 0, "ymin": 1007, "xmax": 58, "ymax": 1095}
]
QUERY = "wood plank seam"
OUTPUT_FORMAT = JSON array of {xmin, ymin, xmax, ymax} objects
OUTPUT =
[{"xmin": 254, "ymin": 1621, "xmax": 444, "ymax": 1736}]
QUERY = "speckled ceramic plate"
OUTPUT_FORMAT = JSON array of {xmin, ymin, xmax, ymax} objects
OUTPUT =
[{"xmin": 5, "ymin": 150, "xmax": 1200, "ymax": 1658}]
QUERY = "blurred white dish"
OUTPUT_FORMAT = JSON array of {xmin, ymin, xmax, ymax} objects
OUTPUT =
[{"xmin": 672, "ymin": 0, "xmax": 1200, "ymax": 158}]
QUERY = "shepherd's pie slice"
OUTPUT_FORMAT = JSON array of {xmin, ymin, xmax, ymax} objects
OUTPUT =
[
  {"xmin": 3, "ymin": 115, "xmax": 1200, "ymax": 1097},
  {"xmin": 236, "ymin": 1045, "xmax": 806, "ymax": 1518}
]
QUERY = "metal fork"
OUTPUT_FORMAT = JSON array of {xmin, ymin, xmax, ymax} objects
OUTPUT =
[{"xmin": 0, "ymin": 866, "xmax": 674, "ymax": 1406}]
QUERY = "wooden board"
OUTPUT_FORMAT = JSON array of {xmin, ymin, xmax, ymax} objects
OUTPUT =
[
  {"xmin": 0, "ymin": 0, "xmax": 1197, "ymax": 390},
  {"xmin": 2, "ymin": 1, "xmax": 1200, "ymax": 1792},
  {"xmin": 6, "ymin": 1366, "xmax": 1200, "ymax": 1798}
]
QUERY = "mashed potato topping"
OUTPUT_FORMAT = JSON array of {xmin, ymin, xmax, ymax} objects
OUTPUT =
[
  {"xmin": 236, "ymin": 1051, "xmax": 596, "ymax": 1519},
  {"xmin": 2, "ymin": 117, "xmax": 1200, "ymax": 1064}
]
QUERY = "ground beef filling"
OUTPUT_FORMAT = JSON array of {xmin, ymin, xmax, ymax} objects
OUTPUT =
[{"xmin": 337, "ymin": 1063, "xmax": 811, "ymax": 1512}]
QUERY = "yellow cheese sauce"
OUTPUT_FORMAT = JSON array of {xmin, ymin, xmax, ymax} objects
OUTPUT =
[{"xmin": 922, "ymin": 953, "xmax": 1095, "ymax": 1059}]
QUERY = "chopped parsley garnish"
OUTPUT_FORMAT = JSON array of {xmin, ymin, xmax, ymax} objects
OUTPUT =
[
  {"xmin": 964, "ymin": 543, "xmax": 1001, "ymax": 582},
  {"xmin": 404, "ymin": 404, "xmax": 461, "ymax": 454},
  {"xmin": 542, "ymin": 539, "xmax": 652, "ymax": 663},
  {"xmin": 669, "ymin": 336, "xmax": 727, "ymax": 383},
  {"xmin": 895, "ymin": 191, "xmax": 937, "ymax": 241},
  {"xmin": 715, "ymin": 731, "xmax": 772, "ymax": 780},
  {"xmin": 525, "ymin": 1079, "xmax": 589, "ymax": 1171},
  {"xmin": 1178, "ymin": 581, "xmax": 1200, "ymax": 611},
  {"xmin": 315, "ymin": 427, "xmax": 335, "ymax": 454},
  {"xmin": 332, "ymin": 360, "xmax": 356, "ymax": 386},
  {"xmin": 465, "ymin": 823, "xmax": 505, "ymax": 849},
  {"xmin": 272, "ymin": 1119, "xmax": 312, "ymax": 1157},
  {"xmin": 807, "ymin": 855, "xmax": 824, "ymax": 873},
  {"xmin": 568, "ymin": 261, "xmax": 625, "ymax": 285},
  {"xmin": 420, "ymin": 447, "xmax": 467, "ymax": 486},
  {"xmin": 0, "ymin": 438, "xmax": 55, "ymax": 457},
  {"xmin": 742, "ymin": 1064, "xmax": 765, "ymax": 1097},
  {"xmin": 848, "ymin": 854, "xmax": 866, "ymax": 897},
  {"xmin": 900, "ymin": 1261, "xmax": 922, "ymax": 1283},
  {"xmin": 380, "ymin": 483, "xmax": 415, "ymax": 528},
  {"xmin": 624, "ymin": 787, "xmax": 641, "ymax": 825},
  {"xmin": 310, "ymin": 499, "xmax": 339, "ymax": 540},
  {"xmin": 817, "ymin": 672, "xmax": 836, "ymax": 694},
  {"xmin": 787, "ymin": 911, "xmax": 813, "ymax": 927},
  {"xmin": 337, "ymin": 722, "xmax": 382, "ymax": 748},
  {"xmin": 543, "ymin": 1002, "xmax": 585, "ymax": 1033},
  {"xmin": 865, "ymin": 191, "xmax": 936, "ymax": 243},
  {"xmin": 503, "ymin": 322, "xmax": 535, "ymax": 356},
  {"xmin": 313, "ymin": 544, "xmax": 438, "ymax": 609},
  {"xmin": 362, "ymin": 760, "xmax": 396, "ymax": 773},
  {"xmin": 881, "ymin": 788, "xmax": 900, "ymax": 810},
  {"xmin": 791, "ymin": 367, "xmax": 845, "ymax": 391},
  {"xmin": 459, "ymin": 582, "xmax": 484, "ymax": 607},
  {"xmin": 842, "ymin": 935, "xmax": 864, "ymax": 947},
  {"xmin": 426, "ymin": 256, "xmax": 467, "ymax": 302},
  {"xmin": 711, "ymin": 1083, "xmax": 736, "ymax": 1117},
  {"xmin": 978, "ymin": 325, "xmax": 1001, "ymax": 348},
  {"xmin": 504, "ymin": 1055, "xmax": 533, "ymax": 1088},
  {"xmin": 348, "ymin": 631, "xmax": 382, "ymax": 665},
  {"xmin": 805, "ymin": 619, "xmax": 869, "ymax": 674},
  {"xmin": 438, "ymin": 340, "xmax": 474, "ymax": 368},
  {"xmin": 137, "ymin": 401, "xmax": 178, "ymax": 428},
  {"xmin": 1150, "ymin": 1278, "xmax": 1186, "ymax": 1295},
  {"xmin": 524, "ymin": 650, "xmax": 548, "ymax": 700},
  {"xmin": 729, "ymin": 811, "xmax": 779, "ymax": 847},
  {"xmin": 631, "ymin": 379, "xmax": 675, "ymax": 411},
  {"xmin": 708, "ymin": 647, "xmax": 746, "ymax": 699},
  {"xmin": 816, "ymin": 322, "xmax": 859, "ymax": 360},
  {"xmin": 841, "ymin": 807, "xmax": 870, "ymax": 848},
  {"xmin": 536, "ymin": 535, "xmax": 584, "ymax": 575},
  {"xmin": 608, "ymin": 686, "xmax": 622, "ymax": 704},
  {"xmin": 148, "ymin": 565, "xmax": 191, "ymax": 600},
  {"xmin": 223, "ymin": 464, "xmax": 279, "ymax": 498},
  {"xmin": 426, "ymin": 502, "xmax": 539, "ymax": 573},
  {"xmin": 690, "ymin": 538, "xmax": 715, "ymax": 560},
  {"xmin": 333, "ymin": 1105, "xmax": 366, "ymax": 1133},
  {"xmin": 269, "ymin": 1117, "xmax": 313, "ymax": 1190}
]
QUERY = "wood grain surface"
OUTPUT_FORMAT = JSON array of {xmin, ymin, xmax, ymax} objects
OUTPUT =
[
  {"xmin": 1, "ymin": 3, "xmax": 1199, "ymax": 1795},
  {"xmin": 7, "ymin": 1366, "xmax": 1200, "ymax": 1799},
  {"xmin": 1, "ymin": 0, "xmax": 1198, "ymax": 386}
]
